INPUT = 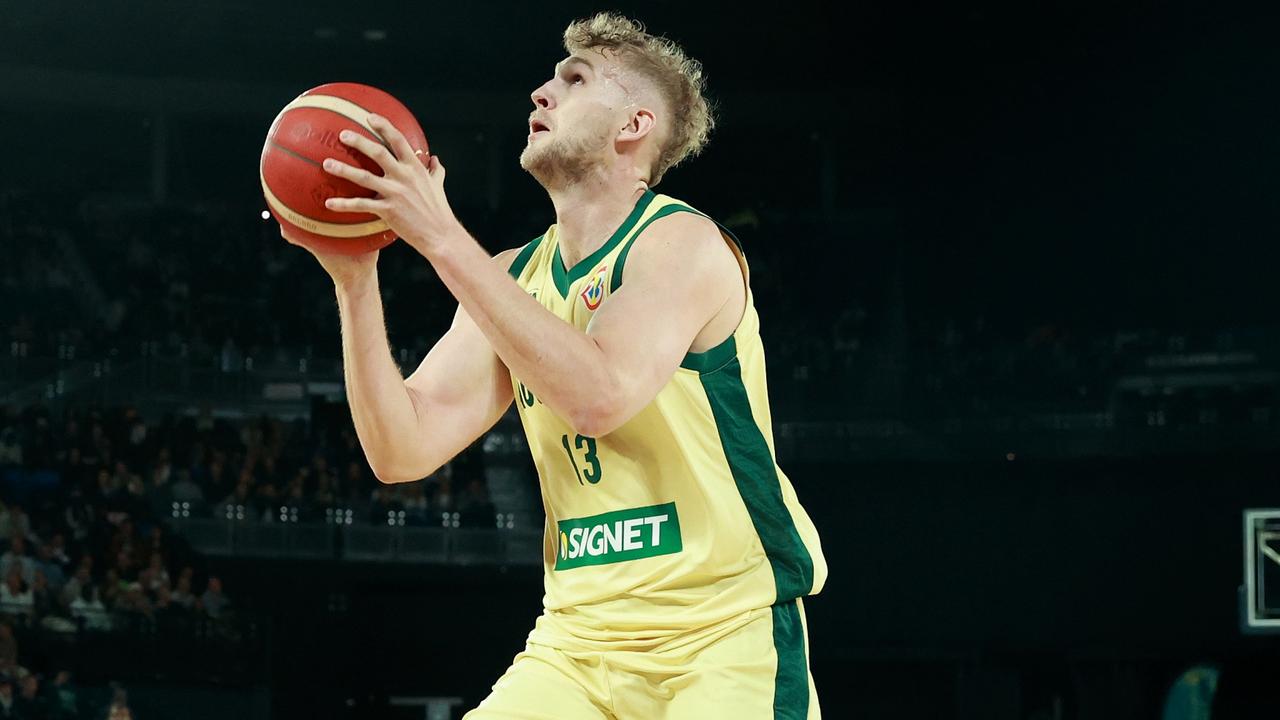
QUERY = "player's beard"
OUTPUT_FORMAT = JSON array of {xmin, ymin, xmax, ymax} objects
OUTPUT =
[{"xmin": 520, "ymin": 114, "xmax": 614, "ymax": 190}]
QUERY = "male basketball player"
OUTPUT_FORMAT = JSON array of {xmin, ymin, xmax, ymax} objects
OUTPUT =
[{"xmin": 286, "ymin": 12, "xmax": 827, "ymax": 719}]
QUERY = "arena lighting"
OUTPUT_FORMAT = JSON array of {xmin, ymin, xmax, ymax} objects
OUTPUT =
[
  {"xmin": 260, "ymin": 210, "xmax": 269, "ymax": 220},
  {"xmin": 362, "ymin": 29, "xmax": 387, "ymax": 41}
]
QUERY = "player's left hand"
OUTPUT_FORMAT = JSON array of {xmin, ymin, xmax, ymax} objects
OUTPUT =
[{"xmin": 321, "ymin": 114, "xmax": 463, "ymax": 256}]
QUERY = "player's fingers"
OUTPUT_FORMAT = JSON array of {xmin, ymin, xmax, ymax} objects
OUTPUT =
[
  {"xmin": 337, "ymin": 130, "xmax": 398, "ymax": 171},
  {"xmin": 428, "ymin": 155, "xmax": 446, "ymax": 180},
  {"xmin": 368, "ymin": 114, "xmax": 418, "ymax": 166},
  {"xmin": 322, "ymin": 158, "xmax": 394, "ymax": 194},
  {"xmin": 323, "ymin": 197, "xmax": 388, "ymax": 214}
]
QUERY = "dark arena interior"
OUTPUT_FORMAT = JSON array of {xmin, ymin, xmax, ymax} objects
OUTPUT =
[{"xmin": 1, "ymin": 1, "xmax": 1278, "ymax": 718}]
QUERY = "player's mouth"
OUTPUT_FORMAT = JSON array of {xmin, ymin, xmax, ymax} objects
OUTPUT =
[{"xmin": 528, "ymin": 118, "xmax": 551, "ymax": 140}]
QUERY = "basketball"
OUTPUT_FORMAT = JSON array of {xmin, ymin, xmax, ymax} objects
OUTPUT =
[{"xmin": 259, "ymin": 82, "xmax": 429, "ymax": 255}]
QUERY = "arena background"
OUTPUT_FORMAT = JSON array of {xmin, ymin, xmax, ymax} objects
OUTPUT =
[{"xmin": 1, "ymin": 1, "xmax": 1277, "ymax": 718}]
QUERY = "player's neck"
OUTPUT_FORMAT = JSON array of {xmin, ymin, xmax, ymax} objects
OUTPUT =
[{"xmin": 549, "ymin": 175, "xmax": 649, "ymax": 269}]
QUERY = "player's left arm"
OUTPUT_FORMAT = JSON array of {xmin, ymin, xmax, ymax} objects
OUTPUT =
[{"xmin": 432, "ymin": 211, "xmax": 739, "ymax": 437}]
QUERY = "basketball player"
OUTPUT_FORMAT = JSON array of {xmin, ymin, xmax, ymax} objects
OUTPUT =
[{"xmin": 285, "ymin": 13, "xmax": 827, "ymax": 719}]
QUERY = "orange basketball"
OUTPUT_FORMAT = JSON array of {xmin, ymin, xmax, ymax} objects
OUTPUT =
[{"xmin": 259, "ymin": 83, "xmax": 429, "ymax": 255}]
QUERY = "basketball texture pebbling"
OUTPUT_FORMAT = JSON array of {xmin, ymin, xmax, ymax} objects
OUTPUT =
[{"xmin": 260, "ymin": 83, "xmax": 429, "ymax": 255}]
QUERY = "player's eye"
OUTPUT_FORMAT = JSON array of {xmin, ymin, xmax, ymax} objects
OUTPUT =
[{"xmin": 570, "ymin": 73, "xmax": 584, "ymax": 85}]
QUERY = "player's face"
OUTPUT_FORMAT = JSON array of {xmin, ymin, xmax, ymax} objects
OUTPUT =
[{"xmin": 521, "ymin": 50, "xmax": 631, "ymax": 187}]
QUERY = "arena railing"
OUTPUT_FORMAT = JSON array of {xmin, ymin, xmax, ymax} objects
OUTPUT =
[{"xmin": 167, "ymin": 501, "xmax": 542, "ymax": 566}]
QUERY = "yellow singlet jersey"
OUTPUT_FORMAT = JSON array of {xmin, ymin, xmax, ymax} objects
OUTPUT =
[{"xmin": 507, "ymin": 190, "xmax": 828, "ymax": 650}]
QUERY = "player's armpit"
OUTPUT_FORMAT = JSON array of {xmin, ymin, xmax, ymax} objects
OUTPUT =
[
  {"xmin": 377, "ymin": 252, "xmax": 518, "ymax": 483},
  {"xmin": 576, "ymin": 212, "xmax": 744, "ymax": 436}
]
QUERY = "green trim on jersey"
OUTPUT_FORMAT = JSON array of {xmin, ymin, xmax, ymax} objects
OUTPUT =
[
  {"xmin": 608, "ymin": 203, "xmax": 702, "ymax": 291},
  {"xmin": 771, "ymin": 601, "xmax": 810, "ymax": 720},
  {"xmin": 680, "ymin": 335, "xmax": 737, "ymax": 372},
  {"xmin": 551, "ymin": 190, "xmax": 656, "ymax": 298},
  {"xmin": 701, "ymin": 359, "xmax": 815, "ymax": 602},
  {"xmin": 507, "ymin": 235, "xmax": 545, "ymax": 279}
]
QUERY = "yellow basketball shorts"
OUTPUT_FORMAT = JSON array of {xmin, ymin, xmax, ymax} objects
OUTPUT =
[{"xmin": 464, "ymin": 599, "xmax": 819, "ymax": 720}]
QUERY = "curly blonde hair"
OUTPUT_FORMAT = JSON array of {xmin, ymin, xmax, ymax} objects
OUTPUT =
[{"xmin": 563, "ymin": 12, "xmax": 715, "ymax": 186}]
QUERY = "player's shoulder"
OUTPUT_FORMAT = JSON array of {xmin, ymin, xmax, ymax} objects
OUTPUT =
[
  {"xmin": 642, "ymin": 205, "xmax": 723, "ymax": 248},
  {"xmin": 493, "ymin": 246, "xmax": 524, "ymax": 265},
  {"xmin": 500, "ymin": 235, "xmax": 550, "ymax": 278},
  {"xmin": 632, "ymin": 197, "xmax": 732, "ymax": 264},
  {"xmin": 615, "ymin": 202, "xmax": 739, "ymax": 291}
]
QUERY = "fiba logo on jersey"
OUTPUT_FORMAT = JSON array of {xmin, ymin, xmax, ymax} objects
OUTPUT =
[{"xmin": 580, "ymin": 265, "xmax": 608, "ymax": 310}]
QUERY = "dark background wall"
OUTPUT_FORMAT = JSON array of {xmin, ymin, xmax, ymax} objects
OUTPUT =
[
  {"xmin": 2, "ymin": 1, "xmax": 1278, "ymax": 717},
  {"xmin": 202, "ymin": 452, "xmax": 1280, "ymax": 718}
]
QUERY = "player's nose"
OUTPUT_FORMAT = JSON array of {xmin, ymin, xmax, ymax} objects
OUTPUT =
[{"xmin": 531, "ymin": 84, "xmax": 553, "ymax": 110}]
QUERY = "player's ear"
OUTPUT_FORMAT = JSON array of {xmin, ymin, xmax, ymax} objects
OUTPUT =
[{"xmin": 618, "ymin": 107, "xmax": 657, "ymax": 144}]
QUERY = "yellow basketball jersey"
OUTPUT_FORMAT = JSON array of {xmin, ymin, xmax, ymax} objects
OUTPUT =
[{"xmin": 507, "ymin": 190, "xmax": 827, "ymax": 650}]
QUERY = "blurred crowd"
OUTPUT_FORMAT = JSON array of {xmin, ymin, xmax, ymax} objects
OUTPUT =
[
  {"xmin": 0, "ymin": 400, "xmax": 265, "ymax": 718},
  {"xmin": 4, "ymin": 190, "xmax": 1279, "ymax": 430},
  {"xmin": 0, "ymin": 401, "xmax": 495, "ymax": 530}
]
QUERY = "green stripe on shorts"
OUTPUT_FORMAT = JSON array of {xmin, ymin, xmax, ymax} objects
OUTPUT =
[{"xmin": 772, "ymin": 601, "xmax": 809, "ymax": 719}]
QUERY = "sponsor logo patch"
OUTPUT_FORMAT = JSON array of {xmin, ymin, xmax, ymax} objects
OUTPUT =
[{"xmin": 555, "ymin": 502, "xmax": 681, "ymax": 570}]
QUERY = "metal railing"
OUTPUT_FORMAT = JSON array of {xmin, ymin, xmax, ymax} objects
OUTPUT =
[{"xmin": 168, "ymin": 502, "xmax": 542, "ymax": 566}]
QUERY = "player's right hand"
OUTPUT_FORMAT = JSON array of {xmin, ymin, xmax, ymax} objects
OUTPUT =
[{"xmin": 280, "ymin": 227, "xmax": 379, "ymax": 288}]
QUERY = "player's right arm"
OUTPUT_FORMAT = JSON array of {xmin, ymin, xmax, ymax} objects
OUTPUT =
[{"xmin": 304, "ymin": 241, "xmax": 516, "ymax": 484}]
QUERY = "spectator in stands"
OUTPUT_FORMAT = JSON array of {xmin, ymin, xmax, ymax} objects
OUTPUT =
[
  {"xmin": 61, "ymin": 488, "xmax": 94, "ymax": 548},
  {"xmin": 202, "ymin": 458, "xmax": 230, "ymax": 509},
  {"xmin": 107, "ymin": 519, "xmax": 136, "ymax": 566},
  {"xmin": 58, "ymin": 565, "xmax": 91, "ymax": 612},
  {"xmin": 14, "ymin": 673, "xmax": 47, "ymax": 720},
  {"xmin": 105, "ymin": 683, "xmax": 132, "ymax": 720},
  {"xmin": 169, "ymin": 468, "xmax": 204, "ymax": 505},
  {"xmin": 0, "ymin": 674, "xmax": 15, "ymax": 720},
  {"xmin": 140, "ymin": 527, "xmax": 165, "ymax": 569},
  {"xmin": 283, "ymin": 476, "xmax": 309, "ymax": 520},
  {"xmin": 150, "ymin": 447, "xmax": 173, "ymax": 488},
  {"xmin": 314, "ymin": 473, "xmax": 336, "ymax": 510},
  {"xmin": 69, "ymin": 584, "xmax": 110, "ymax": 631},
  {"xmin": 32, "ymin": 546, "xmax": 64, "ymax": 591},
  {"xmin": 153, "ymin": 583, "xmax": 180, "ymax": 623},
  {"xmin": 99, "ymin": 569, "xmax": 121, "ymax": 610},
  {"xmin": 45, "ymin": 535, "xmax": 69, "ymax": 571},
  {"xmin": 170, "ymin": 571, "xmax": 196, "ymax": 611},
  {"xmin": 257, "ymin": 455, "xmax": 280, "ymax": 491},
  {"xmin": 29, "ymin": 570, "xmax": 54, "ymax": 620},
  {"xmin": 116, "ymin": 582, "xmax": 152, "ymax": 622},
  {"xmin": 0, "ymin": 537, "xmax": 35, "ymax": 586},
  {"xmin": 218, "ymin": 478, "xmax": 252, "ymax": 512},
  {"xmin": 0, "ymin": 428, "xmax": 20, "ymax": 466},
  {"xmin": 343, "ymin": 461, "xmax": 366, "ymax": 493},
  {"xmin": 46, "ymin": 671, "xmax": 77, "ymax": 720},
  {"xmin": 121, "ymin": 475, "xmax": 151, "ymax": 524},
  {"xmin": 252, "ymin": 481, "xmax": 279, "ymax": 522},
  {"xmin": 0, "ymin": 507, "xmax": 30, "ymax": 545},
  {"xmin": 0, "ymin": 567, "xmax": 32, "ymax": 617},
  {"xmin": 113, "ymin": 550, "xmax": 137, "ymax": 585},
  {"xmin": 367, "ymin": 486, "xmax": 395, "ymax": 525},
  {"xmin": 142, "ymin": 553, "xmax": 168, "ymax": 595},
  {"xmin": 0, "ymin": 625, "xmax": 16, "ymax": 672},
  {"xmin": 402, "ymin": 483, "xmax": 430, "ymax": 526},
  {"xmin": 432, "ymin": 476, "xmax": 454, "ymax": 515},
  {"xmin": 199, "ymin": 577, "xmax": 228, "ymax": 620},
  {"xmin": 95, "ymin": 469, "xmax": 122, "ymax": 515}
]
